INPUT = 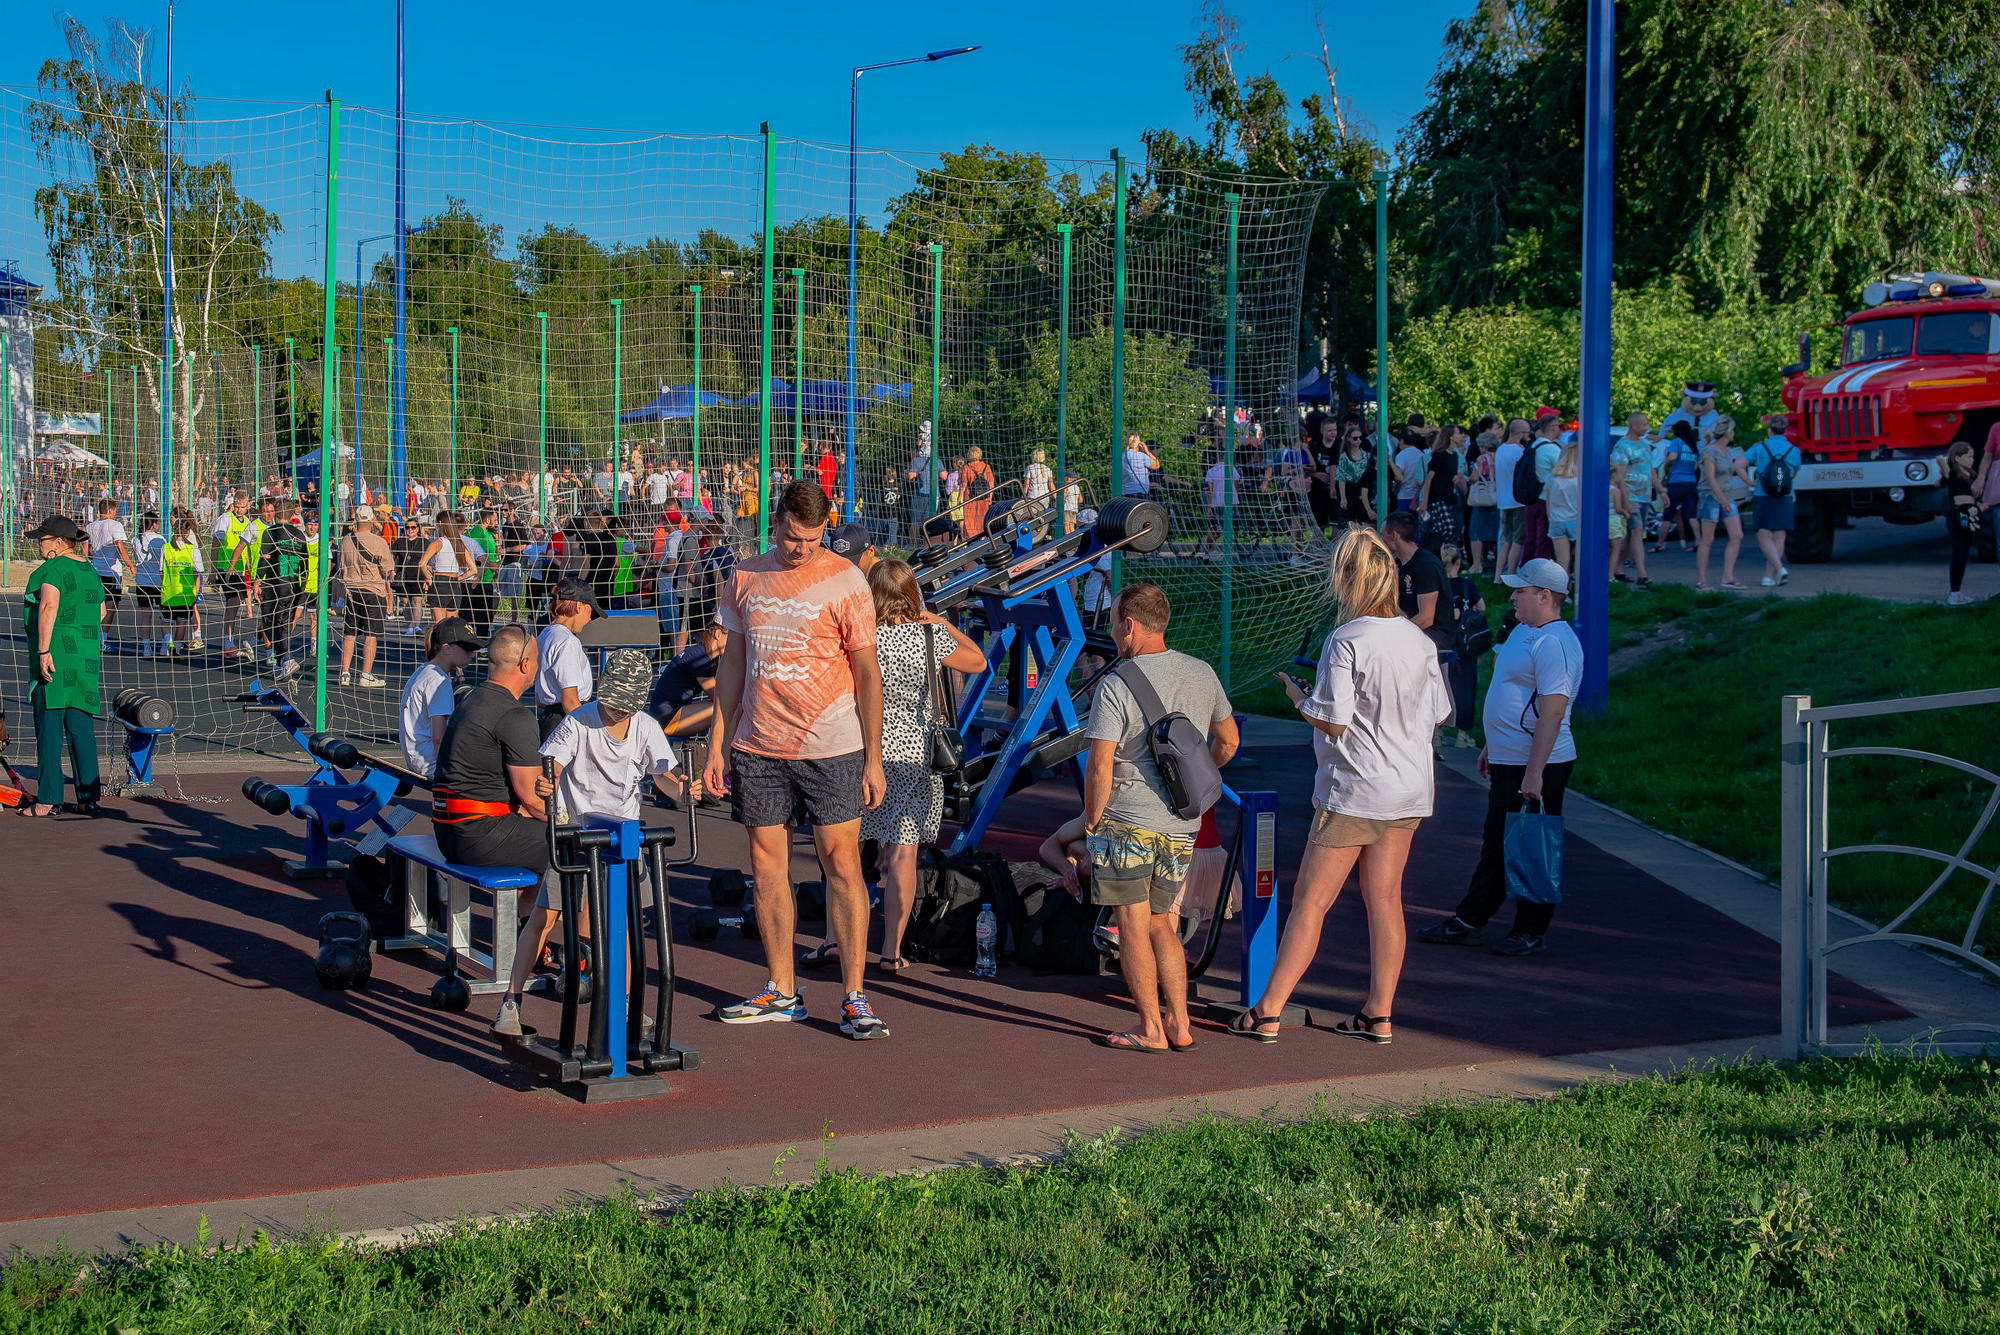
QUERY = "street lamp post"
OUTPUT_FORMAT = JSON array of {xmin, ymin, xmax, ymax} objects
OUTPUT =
[{"xmin": 847, "ymin": 45, "xmax": 979, "ymax": 522}]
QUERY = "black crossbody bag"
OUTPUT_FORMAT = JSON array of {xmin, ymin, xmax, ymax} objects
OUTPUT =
[{"xmin": 923, "ymin": 624, "xmax": 965, "ymax": 774}]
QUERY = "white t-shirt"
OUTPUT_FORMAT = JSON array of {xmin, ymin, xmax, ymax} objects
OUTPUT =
[
  {"xmin": 86, "ymin": 518, "xmax": 130, "ymax": 577},
  {"xmin": 1121, "ymin": 448, "xmax": 1156, "ymax": 496},
  {"xmin": 1482, "ymin": 619, "xmax": 1583, "ymax": 767},
  {"xmin": 541, "ymin": 702, "xmax": 677, "ymax": 822},
  {"xmin": 1301, "ymin": 617, "xmax": 1451, "ymax": 820},
  {"xmin": 645, "ymin": 472, "xmax": 671, "ymax": 505},
  {"xmin": 1394, "ymin": 446, "xmax": 1426, "ymax": 500},
  {"xmin": 1494, "ymin": 441, "xmax": 1525, "ymax": 510},
  {"xmin": 399, "ymin": 661, "xmax": 456, "ymax": 778},
  {"xmin": 1024, "ymin": 462, "xmax": 1054, "ymax": 498},
  {"xmin": 132, "ymin": 531, "xmax": 167, "ymax": 587},
  {"xmin": 535, "ymin": 622, "xmax": 594, "ymax": 708},
  {"xmin": 1204, "ymin": 463, "xmax": 1241, "ymax": 508}
]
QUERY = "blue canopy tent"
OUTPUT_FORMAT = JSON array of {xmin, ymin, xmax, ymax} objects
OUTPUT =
[
  {"xmin": 735, "ymin": 379, "xmax": 914, "ymax": 413},
  {"xmin": 284, "ymin": 444, "xmax": 356, "ymax": 492},
  {"xmin": 1294, "ymin": 368, "xmax": 1334, "ymax": 403},
  {"xmin": 619, "ymin": 385, "xmax": 727, "ymax": 424}
]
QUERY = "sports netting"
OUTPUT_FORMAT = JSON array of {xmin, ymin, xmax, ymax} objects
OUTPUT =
[{"xmin": 1, "ymin": 81, "xmax": 1334, "ymax": 769}]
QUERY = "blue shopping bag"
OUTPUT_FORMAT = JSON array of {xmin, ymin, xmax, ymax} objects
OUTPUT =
[{"xmin": 1504, "ymin": 800, "xmax": 1565, "ymax": 904}]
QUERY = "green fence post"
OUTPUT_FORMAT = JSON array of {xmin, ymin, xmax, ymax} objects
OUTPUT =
[
  {"xmin": 536, "ymin": 311, "xmax": 549, "ymax": 523},
  {"xmin": 610, "ymin": 297, "xmax": 623, "ymax": 517},
  {"xmin": 129, "ymin": 365, "xmax": 139, "ymax": 497},
  {"xmin": 791, "ymin": 267, "xmax": 805, "ymax": 478},
  {"xmin": 283, "ymin": 340, "xmax": 295, "ymax": 492},
  {"xmin": 928, "ymin": 242, "xmax": 943, "ymax": 517},
  {"xmin": 690, "ymin": 283, "xmax": 704, "ymax": 532},
  {"xmin": 758, "ymin": 122, "xmax": 776, "ymax": 539},
  {"xmin": 104, "ymin": 357, "xmax": 113, "ymax": 482},
  {"xmin": 447, "ymin": 326, "xmax": 459, "ymax": 506},
  {"xmin": 1221, "ymin": 192, "xmax": 1240, "ymax": 692},
  {"xmin": 315, "ymin": 93, "xmax": 341, "ymax": 731},
  {"xmin": 1373, "ymin": 167, "xmax": 1390, "ymax": 531},
  {"xmin": 252, "ymin": 343, "xmax": 262, "ymax": 495},
  {"xmin": 1110, "ymin": 146, "xmax": 1128, "ymax": 593},
  {"xmin": 1055, "ymin": 222, "xmax": 1072, "ymax": 534}
]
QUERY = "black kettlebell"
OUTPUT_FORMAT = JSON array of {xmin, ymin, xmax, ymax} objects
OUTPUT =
[
  {"xmin": 315, "ymin": 911, "xmax": 373, "ymax": 990},
  {"xmin": 430, "ymin": 946, "xmax": 471, "ymax": 1012}
]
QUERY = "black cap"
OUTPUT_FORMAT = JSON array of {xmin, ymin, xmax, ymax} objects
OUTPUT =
[
  {"xmin": 429, "ymin": 616, "xmax": 485, "ymax": 655},
  {"xmin": 827, "ymin": 522, "xmax": 873, "ymax": 563},
  {"xmin": 25, "ymin": 515, "xmax": 85, "ymax": 543},
  {"xmin": 551, "ymin": 576, "xmax": 601, "ymax": 615}
]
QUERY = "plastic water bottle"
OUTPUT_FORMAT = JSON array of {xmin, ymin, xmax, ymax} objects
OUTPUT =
[{"xmin": 974, "ymin": 902, "xmax": 998, "ymax": 978}]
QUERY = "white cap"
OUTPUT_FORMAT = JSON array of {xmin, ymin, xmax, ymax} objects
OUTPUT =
[
  {"xmin": 354, "ymin": 505, "xmax": 374, "ymax": 522},
  {"xmin": 1076, "ymin": 507, "xmax": 1100, "ymax": 527},
  {"xmin": 1501, "ymin": 557, "xmax": 1570, "ymax": 595}
]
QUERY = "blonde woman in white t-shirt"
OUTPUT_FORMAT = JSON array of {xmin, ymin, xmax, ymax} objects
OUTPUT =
[{"xmin": 1231, "ymin": 524, "xmax": 1451, "ymax": 1047}]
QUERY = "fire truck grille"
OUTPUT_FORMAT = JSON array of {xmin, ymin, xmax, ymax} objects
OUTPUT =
[{"xmin": 1805, "ymin": 393, "xmax": 1882, "ymax": 445}]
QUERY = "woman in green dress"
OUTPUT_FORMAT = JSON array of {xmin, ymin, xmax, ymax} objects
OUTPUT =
[{"xmin": 22, "ymin": 515, "xmax": 106, "ymax": 817}]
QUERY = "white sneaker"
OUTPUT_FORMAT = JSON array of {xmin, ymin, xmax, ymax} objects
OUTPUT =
[
  {"xmin": 358, "ymin": 674, "xmax": 387, "ymax": 688},
  {"xmin": 490, "ymin": 996, "xmax": 524, "ymax": 1037},
  {"xmin": 1948, "ymin": 591, "xmax": 1973, "ymax": 607},
  {"xmin": 1760, "ymin": 576, "xmax": 1777, "ymax": 587},
  {"xmin": 339, "ymin": 671, "xmax": 353, "ymax": 687},
  {"xmin": 190, "ymin": 637, "xmax": 206, "ymax": 651},
  {"xmin": 277, "ymin": 657, "xmax": 301, "ymax": 679}
]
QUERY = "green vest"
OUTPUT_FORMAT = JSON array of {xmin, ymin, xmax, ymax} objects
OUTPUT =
[
  {"xmin": 612, "ymin": 543, "xmax": 636, "ymax": 597},
  {"xmin": 219, "ymin": 513, "xmax": 254, "ymax": 571},
  {"xmin": 162, "ymin": 540, "xmax": 200, "ymax": 608},
  {"xmin": 304, "ymin": 533, "xmax": 322, "ymax": 594}
]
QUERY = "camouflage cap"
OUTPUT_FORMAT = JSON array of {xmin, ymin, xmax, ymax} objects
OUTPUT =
[{"xmin": 597, "ymin": 648, "xmax": 653, "ymax": 717}]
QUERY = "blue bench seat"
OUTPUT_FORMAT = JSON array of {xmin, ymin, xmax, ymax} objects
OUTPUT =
[{"xmin": 387, "ymin": 833, "xmax": 539, "ymax": 890}]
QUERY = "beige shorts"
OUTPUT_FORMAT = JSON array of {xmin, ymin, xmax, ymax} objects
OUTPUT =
[
  {"xmin": 1087, "ymin": 817, "xmax": 1195, "ymax": 915},
  {"xmin": 1308, "ymin": 810, "xmax": 1422, "ymax": 849}
]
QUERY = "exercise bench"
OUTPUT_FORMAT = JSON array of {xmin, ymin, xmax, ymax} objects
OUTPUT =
[{"xmin": 381, "ymin": 832, "xmax": 545, "ymax": 998}]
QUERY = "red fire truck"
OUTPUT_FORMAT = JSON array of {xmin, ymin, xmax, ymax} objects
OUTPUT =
[{"xmin": 1778, "ymin": 271, "xmax": 2000, "ymax": 562}]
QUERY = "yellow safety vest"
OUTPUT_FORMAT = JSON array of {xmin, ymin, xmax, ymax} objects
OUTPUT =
[
  {"xmin": 304, "ymin": 533, "xmax": 322, "ymax": 594},
  {"xmin": 162, "ymin": 540, "xmax": 199, "ymax": 608},
  {"xmin": 612, "ymin": 542, "xmax": 636, "ymax": 597},
  {"xmin": 218, "ymin": 513, "xmax": 249, "ymax": 567}
]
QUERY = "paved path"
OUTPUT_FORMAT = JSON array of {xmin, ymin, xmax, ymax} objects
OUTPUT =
[{"xmin": 1623, "ymin": 514, "xmax": 1991, "ymax": 603}]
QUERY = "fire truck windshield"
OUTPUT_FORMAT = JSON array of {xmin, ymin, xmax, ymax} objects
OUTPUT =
[
  {"xmin": 1915, "ymin": 310, "xmax": 1994, "ymax": 356},
  {"xmin": 1843, "ymin": 316, "xmax": 1912, "ymax": 365}
]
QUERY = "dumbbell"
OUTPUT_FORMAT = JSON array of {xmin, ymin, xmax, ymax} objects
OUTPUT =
[
  {"xmin": 709, "ymin": 869, "xmax": 750, "ymax": 909},
  {"xmin": 307, "ymin": 732, "xmax": 363, "ymax": 769},
  {"xmin": 241, "ymin": 777, "xmax": 293, "ymax": 816},
  {"xmin": 113, "ymin": 689, "xmax": 176, "ymax": 730},
  {"xmin": 688, "ymin": 905, "xmax": 758, "ymax": 943}
]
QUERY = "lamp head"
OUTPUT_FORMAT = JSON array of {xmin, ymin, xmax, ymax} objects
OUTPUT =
[{"xmin": 926, "ymin": 45, "xmax": 980, "ymax": 60}]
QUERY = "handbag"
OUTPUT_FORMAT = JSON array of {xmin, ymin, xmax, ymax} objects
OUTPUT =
[
  {"xmin": 1503, "ymin": 798, "xmax": 1565, "ymax": 904},
  {"xmin": 1467, "ymin": 462, "xmax": 1497, "ymax": 508},
  {"xmin": 922, "ymin": 624, "xmax": 965, "ymax": 774}
]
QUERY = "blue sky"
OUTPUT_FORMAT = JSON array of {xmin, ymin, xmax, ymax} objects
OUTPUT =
[{"xmin": 2, "ymin": 0, "xmax": 1462, "ymax": 161}]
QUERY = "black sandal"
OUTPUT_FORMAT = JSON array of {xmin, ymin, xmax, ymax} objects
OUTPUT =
[
  {"xmin": 1227, "ymin": 1010, "xmax": 1282, "ymax": 1044},
  {"xmin": 1331, "ymin": 1012, "xmax": 1393, "ymax": 1045},
  {"xmin": 799, "ymin": 941, "xmax": 839, "ymax": 969}
]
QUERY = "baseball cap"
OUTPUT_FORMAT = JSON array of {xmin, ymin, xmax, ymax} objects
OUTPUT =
[
  {"xmin": 827, "ymin": 522, "xmax": 872, "ymax": 563},
  {"xmin": 1683, "ymin": 379, "xmax": 1718, "ymax": 400},
  {"xmin": 551, "ymin": 576, "xmax": 601, "ymax": 615},
  {"xmin": 1501, "ymin": 557, "xmax": 1571, "ymax": 595},
  {"xmin": 596, "ymin": 648, "xmax": 653, "ymax": 716},
  {"xmin": 25, "ymin": 515, "xmax": 85, "ymax": 543},
  {"xmin": 428, "ymin": 616, "xmax": 485, "ymax": 655},
  {"xmin": 355, "ymin": 504, "xmax": 375, "ymax": 523}
]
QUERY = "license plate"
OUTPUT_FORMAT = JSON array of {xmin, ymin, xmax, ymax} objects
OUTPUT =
[{"xmin": 1814, "ymin": 467, "xmax": 1863, "ymax": 482}]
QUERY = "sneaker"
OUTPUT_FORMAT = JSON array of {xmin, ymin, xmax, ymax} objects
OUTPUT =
[
  {"xmin": 839, "ymin": 992, "xmax": 890, "ymax": 1040},
  {"xmin": 1778, "ymin": 567, "xmax": 1790, "ymax": 586},
  {"xmin": 276, "ymin": 657, "xmax": 301, "ymax": 679},
  {"xmin": 1493, "ymin": 932, "xmax": 1547, "ymax": 957},
  {"xmin": 190, "ymin": 637, "xmax": 206, "ymax": 651},
  {"xmin": 139, "ymin": 641, "xmax": 154, "ymax": 659},
  {"xmin": 491, "ymin": 996, "xmax": 524, "ymax": 1037},
  {"xmin": 718, "ymin": 983, "xmax": 806, "ymax": 1024},
  {"xmin": 358, "ymin": 674, "xmax": 387, "ymax": 688},
  {"xmin": 1416, "ymin": 916, "xmax": 1482, "ymax": 946},
  {"xmin": 1760, "ymin": 576, "xmax": 1777, "ymax": 587},
  {"xmin": 1948, "ymin": 591, "xmax": 1973, "ymax": 607},
  {"xmin": 339, "ymin": 671, "xmax": 353, "ymax": 687}
]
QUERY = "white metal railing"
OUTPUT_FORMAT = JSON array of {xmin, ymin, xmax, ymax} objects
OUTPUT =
[{"xmin": 1781, "ymin": 688, "xmax": 2000, "ymax": 1057}]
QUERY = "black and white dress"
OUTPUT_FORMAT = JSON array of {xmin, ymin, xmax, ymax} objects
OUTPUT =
[{"xmin": 861, "ymin": 621, "xmax": 953, "ymax": 846}]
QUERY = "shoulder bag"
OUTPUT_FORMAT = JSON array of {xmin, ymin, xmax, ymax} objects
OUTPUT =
[{"xmin": 923, "ymin": 624, "xmax": 965, "ymax": 774}]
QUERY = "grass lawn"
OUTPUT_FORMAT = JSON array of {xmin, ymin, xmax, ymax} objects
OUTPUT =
[{"xmin": 5, "ymin": 1053, "xmax": 1997, "ymax": 1333}]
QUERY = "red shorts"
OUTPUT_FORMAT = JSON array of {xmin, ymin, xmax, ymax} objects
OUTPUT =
[{"xmin": 1195, "ymin": 808, "xmax": 1220, "ymax": 849}]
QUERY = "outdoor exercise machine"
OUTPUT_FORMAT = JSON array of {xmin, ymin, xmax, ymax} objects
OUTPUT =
[
  {"xmin": 234, "ymin": 684, "xmax": 422, "ymax": 880},
  {"xmin": 103, "ymin": 688, "xmax": 178, "ymax": 797}
]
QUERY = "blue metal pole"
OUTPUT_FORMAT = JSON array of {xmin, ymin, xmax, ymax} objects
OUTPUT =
[
  {"xmin": 846, "ymin": 72, "xmax": 860, "ymax": 524},
  {"xmin": 160, "ymin": 0, "xmax": 176, "ymax": 521},
  {"xmin": 392, "ymin": 0, "xmax": 409, "ymax": 510},
  {"xmin": 353, "ymin": 238, "xmax": 364, "ymax": 504},
  {"xmin": 1576, "ymin": 0, "xmax": 1615, "ymax": 712}
]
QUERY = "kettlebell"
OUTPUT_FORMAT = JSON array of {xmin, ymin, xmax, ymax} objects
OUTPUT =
[
  {"xmin": 314, "ymin": 911, "xmax": 374, "ymax": 990},
  {"xmin": 429, "ymin": 945, "xmax": 471, "ymax": 1012}
]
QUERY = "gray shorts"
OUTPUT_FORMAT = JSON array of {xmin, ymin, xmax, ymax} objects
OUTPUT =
[
  {"xmin": 729, "ymin": 747, "xmax": 864, "ymax": 829},
  {"xmin": 1500, "ymin": 508, "xmax": 1526, "ymax": 543}
]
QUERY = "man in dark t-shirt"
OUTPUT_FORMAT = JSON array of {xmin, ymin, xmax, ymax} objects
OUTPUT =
[
  {"xmin": 1306, "ymin": 419, "xmax": 1341, "ymax": 533},
  {"xmin": 252, "ymin": 498, "xmax": 308, "ymax": 676},
  {"xmin": 1384, "ymin": 510, "xmax": 1458, "ymax": 654},
  {"xmin": 568, "ymin": 510, "xmax": 618, "ymax": 605},
  {"xmin": 432, "ymin": 624, "xmax": 551, "ymax": 902},
  {"xmin": 649, "ymin": 620, "xmax": 724, "ymax": 738}
]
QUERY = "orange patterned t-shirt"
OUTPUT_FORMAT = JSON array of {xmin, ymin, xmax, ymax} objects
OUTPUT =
[{"xmin": 718, "ymin": 547, "xmax": 876, "ymax": 760}]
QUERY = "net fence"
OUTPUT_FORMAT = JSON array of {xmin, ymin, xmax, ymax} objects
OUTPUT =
[{"xmin": 1, "ymin": 79, "xmax": 1334, "ymax": 768}]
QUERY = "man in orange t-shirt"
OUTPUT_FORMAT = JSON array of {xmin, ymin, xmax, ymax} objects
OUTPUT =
[{"xmin": 706, "ymin": 480, "xmax": 887, "ymax": 1037}]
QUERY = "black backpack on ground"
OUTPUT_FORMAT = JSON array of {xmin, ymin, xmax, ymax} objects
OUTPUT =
[
  {"xmin": 1513, "ymin": 441, "xmax": 1547, "ymax": 505},
  {"xmin": 904, "ymin": 847, "xmax": 1018, "ymax": 967},
  {"xmin": 1008, "ymin": 861, "xmax": 1101, "ymax": 975}
]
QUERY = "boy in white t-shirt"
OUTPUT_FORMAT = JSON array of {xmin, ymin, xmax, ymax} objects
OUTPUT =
[
  {"xmin": 1199, "ymin": 452, "xmax": 1242, "ymax": 560},
  {"xmin": 399, "ymin": 617, "xmax": 483, "ymax": 779},
  {"xmin": 85, "ymin": 499, "xmax": 134, "ymax": 647},
  {"xmin": 492, "ymin": 649, "xmax": 698, "ymax": 1037}
]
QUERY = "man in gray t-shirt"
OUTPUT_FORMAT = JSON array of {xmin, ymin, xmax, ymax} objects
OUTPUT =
[{"xmin": 1082, "ymin": 583, "xmax": 1238, "ymax": 1054}]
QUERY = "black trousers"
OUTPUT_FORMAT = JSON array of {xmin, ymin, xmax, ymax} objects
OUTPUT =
[
  {"xmin": 436, "ymin": 813, "xmax": 551, "ymax": 876},
  {"xmin": 1451, "ymin": 759, "xmax": 1575, "ymax": 937}
]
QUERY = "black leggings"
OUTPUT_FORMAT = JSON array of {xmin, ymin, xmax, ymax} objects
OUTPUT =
[{"xmin": 1948, "ymin": 507, "xmax": 1997, "ymax": 592}]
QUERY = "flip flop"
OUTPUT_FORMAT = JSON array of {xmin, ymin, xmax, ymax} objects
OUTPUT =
[
  {"xmin": 1097, "ymin": 1031, "xmax": 1168, "ymax": 1054},
  {"xmin": 877, "ymin": 955, "xmax": 911, "ymax": 972},
  {"xmin": 1168, "ymin": 1037, "xmax": 1200, "ymax": 1053}
]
